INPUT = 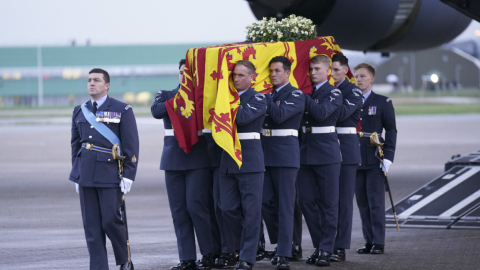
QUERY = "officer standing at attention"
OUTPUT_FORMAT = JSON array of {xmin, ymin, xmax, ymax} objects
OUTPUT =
[
  {"xmin": 262, "ymin": 56, "xmax": 305, "ymax": 270},
  {"xmin": 219, "ymin": 60, "xmax": 267, "ymax": 270},
  {"xmin": 296, "ymin": 55, "xmax": 343, "ymax": 267},
  {"xmin": 354, "ymin": 63, "xmax": 397, "ymax": 255},
  {"xmin": 70, "ymin": 68, "xmax": 139, "ymax": 270},
  {"xmin": 151, "ymin": 60, "xmax": 214, "ymax": 270},
  {"xmin": 330, "ymin": 54, "xmax": 363, "ymax": 262}
]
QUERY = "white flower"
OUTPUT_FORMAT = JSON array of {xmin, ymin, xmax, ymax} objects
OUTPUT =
[
  {"xmin": 263, "ymin": 33, "xmax": 266, "ymax": 36},
  {"xmin": 252, "ymin": 37, "xmax": 256, "ymax": 41}
]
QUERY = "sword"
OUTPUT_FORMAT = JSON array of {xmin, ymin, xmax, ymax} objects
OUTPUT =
[
  {"xmin": 377, "ymin": 157, "xmax": 401, "ymax": 231},
  {"xmin": 367, "ymin": 132, "xmax": 400, "ymax": 231},
  {"xmin": 121, "ymin": 194, "xmax": 134, "ymax": 270}
]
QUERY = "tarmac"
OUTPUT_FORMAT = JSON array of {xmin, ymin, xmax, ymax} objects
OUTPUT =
[{"xmin": 1, "ymin": 113, "xmax": 480, "ymax": 270}]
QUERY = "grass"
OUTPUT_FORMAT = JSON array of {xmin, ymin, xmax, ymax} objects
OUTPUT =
[
  {"xmin": 395, "ymin": 103, "xmax": 480, "ymax": 115},
  {"xmin": 1, "ymin": 91, "xmax": 479, "ymax": 117}
]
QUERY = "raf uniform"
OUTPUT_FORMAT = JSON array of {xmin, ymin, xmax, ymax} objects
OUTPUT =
[
  {"xmin": 219, "ymin": 88, "xmax": 267, "ymax": 266},
  {"xmin": 332, "ymin": 79, "xmax": 363, "ymax": 260},
  {"xmin": 296, "ymin": 81, "xmax": 342, "ymax": 265},
  {"xmin": 151, "ymin": 86, "xmax": 214, "ymax": 268},
  {"xmin": 355, "ymin": 90, "xmax": 397, "ymax": 253},
  {"xmin": 70, "ymin": 95, "xmax": 139, "ymax": 270},
  {"xmin": 261, "ymin": 82, "xmax": 305, "ymax": 261}
]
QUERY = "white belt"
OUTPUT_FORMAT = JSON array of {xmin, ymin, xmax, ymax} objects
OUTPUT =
[
  {"xmin": 302, "ymin": 126, "xmax": 335, "ymax": 133},
  {"xmin": 164, "ymin": 129, "xmax": 203, "ymax": 136},
  {"xmin": 335, "ymin": 127, "xmax": 357, "ymax": 134},
  {"xmin": 261, "ymin": 129, "xmax": 298, "ymax": 137},
  {"xmin": 202, "ymin": 129, "xmax": 212, "ymax": 133},
  {"xmin": 237, "ymin": 132, "xmax": 261, "ymax": 140}
]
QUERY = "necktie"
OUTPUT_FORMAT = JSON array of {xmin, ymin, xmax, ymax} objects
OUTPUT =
[
  {"xmin": 93, "ymin": 101, "xmax": 98, "ymax": 115},
  {"xmin": 312, "ymin": 86, "xmax": 316, "ymax": 94}
]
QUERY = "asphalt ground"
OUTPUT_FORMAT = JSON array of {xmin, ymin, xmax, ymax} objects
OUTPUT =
[{"xmin": 1, "ymin": 114, "xmax": 480, "ymax": 270}]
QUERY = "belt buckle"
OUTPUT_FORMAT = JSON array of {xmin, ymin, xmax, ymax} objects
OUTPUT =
[
  {"xmin": 306, "ymin": 127, "xmax": 312, "ymax": 133},
  {"xmin": 264, "ymin": 129, "xmax": 271, "ymax": 137},
  {"xmin": 85, "ymin": 143, "xmax": 92, "ymax": 150}
]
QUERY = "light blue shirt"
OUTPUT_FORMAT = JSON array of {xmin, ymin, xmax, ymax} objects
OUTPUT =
[
  {"xmin": 336, "ymin": 78, "xmax": 345, "ymax": 87},
  {"xmin": 363, "ymin": 90, "xmax": 372, "ymax": 101},
  {"xmin": 91, "ymin": 95, "xmax": 108, "ymax": 109},
  {"xmin": 313, "ymin": 80, "xmax": 328, "ymax": 91},
  {"xmin": 238, "ymin": 89, "xmax": 248, "ymax": 96},
  {"xmin": 275, "ymin": 82, "xmax": 290, "ymax": 93}
]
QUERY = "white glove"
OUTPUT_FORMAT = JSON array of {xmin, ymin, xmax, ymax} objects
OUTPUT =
[
  {"xmin": 75, "ymin": 183, "xmax": 79, "ymax": 194},
  {"xmin": 380, "ymin": 159, "xmax": 392, "ymax": 174},
  {"xmin": 120, "ymin": 177, "xmax": 133, "ymax": 194}
]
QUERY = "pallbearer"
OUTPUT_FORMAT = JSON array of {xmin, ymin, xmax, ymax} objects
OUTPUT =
[
  {"xmin": 151, "ymin": 60, "xmax": 214, "ymax": 270},
  {"xmin": 219, "ymin": 60, "xmax": 266, "ymax": 270},
  {"xmin": 297, "ymin": 55, "xmax": 342, "ymax": 267},
  {"xmin": 261, "ymin": 56, "xmax": 305, "ymax": 270},
  {"xmin": 353, "ymin": 63, "xmax": 397, "ymax": 255},
  {"xmin": 330, "ymin": 54, "xmax": 363, "ymax": 262}
]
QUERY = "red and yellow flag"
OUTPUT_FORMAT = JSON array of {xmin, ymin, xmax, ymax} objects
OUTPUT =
[{"xmin": 166, "ymin": 37, "xmax": 355, "ymax": 167}]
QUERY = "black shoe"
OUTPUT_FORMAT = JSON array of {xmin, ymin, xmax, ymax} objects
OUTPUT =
[
  {"xmin": 330, "ymin": 248, "xmax": 345, "ymax": 262},
  {"xmin": 306, "ymin": 248, "xmax": 319, "ymax": 265},
  {"xmin": 197, "ymin": 253, "xmax": 214, "ymax": 270},
  {"xmin": 214, "ymin": 252, "xmax": 237, "ymax": 267},
  {"xmin": 370, "ymin": 244, "xmax": 384, "ymax": 254},
  {"xmin": 290, "ymin": 244, "xmax": 302, "ymax": 261},
  {"xmin": 235, "ymin": 260, "xmax": 253, "ymax": 270},
  {"xmin": 270, "ymin": 254, "xmax": 278, "ymax": 265},
  {"xmin": 256, "ymin": 240, "xmax": 265, "ymax": 261},
  {"xmin": 170, "ymin": 260, "xmax": 197, "ymax": 270},
  {"xmin": 265, "ymin": 247, "xmax": 277, "ymax": 258},
  {"xmin": 315, "ymin": 250, "xmax": 331, "ymax": 267},
  {"xmin": 356, "ymin": 243, "xmax": 373, "ymax": 254},
  {"xmin": 119, "ymin": 262, "xmax": 134, "ymax": 270},
  {"xmin": 276, "ymin": 257, "xmax": 290, "ymax": 270},
  {"xmin": 235, "ymin": 251, "xmax": 240, "ymax": 263}
]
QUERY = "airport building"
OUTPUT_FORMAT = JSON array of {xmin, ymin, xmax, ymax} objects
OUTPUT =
[
  {"xmin": 375, "ymin": 45, "xmax": 480, "ymax": 91},
  {"xmin": 0, "ymin": 44, "xmax": 211, "ymax": 106}
]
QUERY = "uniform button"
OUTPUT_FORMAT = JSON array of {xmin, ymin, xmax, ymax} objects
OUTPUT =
[
  {"xmin": 305, "ymin": 121, "xmax": 309, "ymax": 124},
  {"xmin": 360, "ymin": 118, "xmax": 362, "ymax": 120},
  {"xmin": 265, "ymin": 124, "xmax": 268, "ymax": 127},
  {"xmin": 90, "ymin": 126, "xmax": 94, "ymax": 129},
  {"xmin": 265, "ymin": 113, "xmax": 269, "ymax": 116},
  {"xmin": 361, "ymin": 109, "xmax": 363, "ymax": 111},
  {"xmin": 305, "ymin": 111, "xmax": 308, "ymax": 114},
  {"xmin": 108, "ymin": 159, "xmax": 111, "ymax": 161},
  {"xmin": 89, "ymin": 136, "xmax": 92, "ymax": 139}
]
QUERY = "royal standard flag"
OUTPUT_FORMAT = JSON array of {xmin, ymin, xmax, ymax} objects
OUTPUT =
[{"xmin": 166, "ymin": 37, "xmax": 355, "ymax": 167}]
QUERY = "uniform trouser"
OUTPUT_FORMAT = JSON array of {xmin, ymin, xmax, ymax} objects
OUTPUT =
[
  {"xmin": 220, "ymin": 172, "xmax": 263, "ymax": 265},
  {"xmin": 355, "ymin": 168, "xmax": 386, "ymax": 246},
  {"xmin": 261, "ymin": 188, "xmax": 279, "ymax": 245},
  {"xmin": 79, "ymin": 186, "xmax": 127, "ymax": 270},
  {"xmin": 293, "ymin": 198, "xmax": 303, "ymax": 245},
  {"xmin": 297, "ymin": 163, "xmax": 341, "ymax": 254},
  {"xmin": 165, "ymin": 168, "xmax": 213, "ymax": 261},
  {"xmin": 262, "ymin": 167, "xmax": 297, "ymax": 257},
  {"xmin": 334, "ymin": 164, "xmax": 358, "ymax": 249},
  {"xmin": 262, "ymin": 191, "xmax": 303, "ymax": 246},
  {"xmin": 212, "ymin": 167, "xmax": 240, "ymax": 253},
  {"xmin": 209, "ymin": 168, "xmax": 222, "ymax": 255}
]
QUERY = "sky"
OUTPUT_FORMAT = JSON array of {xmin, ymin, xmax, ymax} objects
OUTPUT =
[
  {"xmin": 0, "ymin": 0, "xmax": 257, "ymax": 46},
  {"xmin": 1, "ymin": 0, "xmax": 479, "ymax": 67}
]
